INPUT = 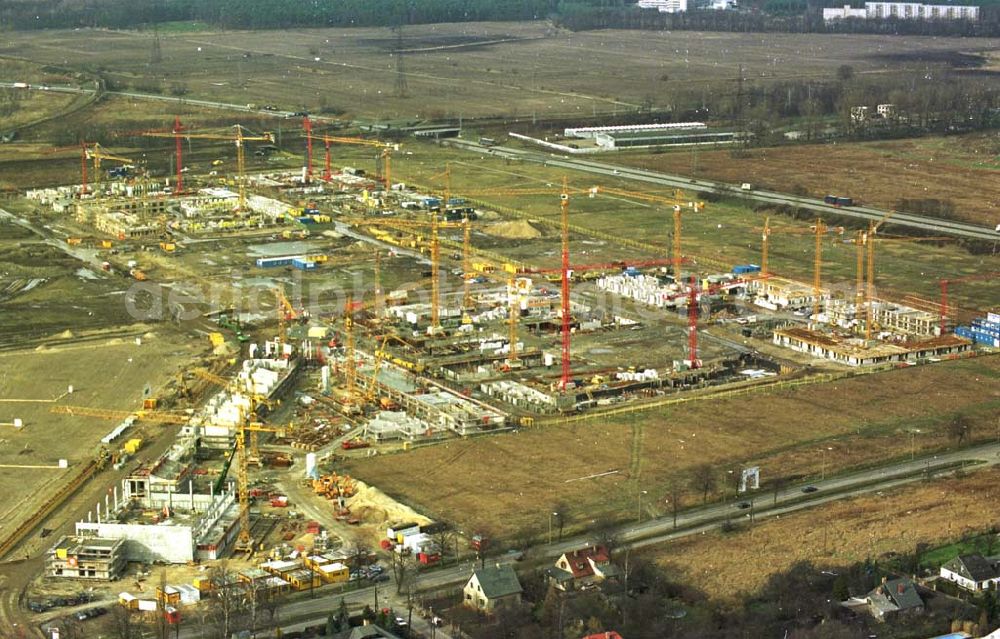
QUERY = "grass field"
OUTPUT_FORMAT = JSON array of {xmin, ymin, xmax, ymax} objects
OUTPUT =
[
  {"xmin": 340, "ymin": 354, "xmax": 1000, "ymax": 541},
  {"xmin": 0, "ymin": 333, "xmax": 200, "ymax": 538},
  {"xmin": 391, "ymin": 143, "xmax": 1000, "ymax": 315},
  {"xmin": 611, "ymin": 134, "xmax": 1000, "ymax": 227},
  {"xmin": 2, "ymin": 25, "xmax": 999, "ymax": 119},
  {"xmin": 647, "ymin": 465, "xmax": 1000, "ymax": 601}
]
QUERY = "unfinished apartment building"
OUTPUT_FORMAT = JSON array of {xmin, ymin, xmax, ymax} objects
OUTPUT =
[{"xmin": 46, "ymin": 536, "xmax": 126, "ymax": 580}]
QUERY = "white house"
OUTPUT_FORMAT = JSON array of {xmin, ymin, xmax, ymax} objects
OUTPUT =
[
  {"xmin": 940, "ymin": 554, "xmax": 1000, "ymax": 592},
  {"xmin": 824, "ymin": 1, "xmax": 979, "ymax": 21},
  {"xmin": 637, "ymin": 0, "xmax": 689, "ymax": 12},
  {"xmin": 463, "ymin": 564, "xmax": 522, "ymax": 613}
]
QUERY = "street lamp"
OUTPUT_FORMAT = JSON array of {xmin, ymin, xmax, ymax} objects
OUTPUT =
[
  {"xmin": 909, "ymin": 429, "xmax": 921, "ymax": 460},
  {"xmin": 821, "ymin": 446, "xmax": 833, "ymax": 480},
  {"xmin": 548, "ymin": 512, "xmax": 558, "ymax": 544},
  {"xmin": 637, "ymin": 490, "xmax": 648, "ymax": 522}
]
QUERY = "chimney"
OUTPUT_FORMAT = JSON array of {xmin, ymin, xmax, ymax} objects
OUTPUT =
[
  {"xmin": 881, "ymin": 576, "xmax": 887, "ymax": 585},
  {"xmin": 897, "ymin": 583, "xmax": 905, "ymax": 594}
]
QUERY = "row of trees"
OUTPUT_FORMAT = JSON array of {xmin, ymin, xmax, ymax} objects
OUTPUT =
[
  {"xmin": 8, "ymin": 0, "xmax": 1000, "ymax": 35},
  {"xmin": 0, "ymin": 0, "xmax": 567, "ymax": 30}
]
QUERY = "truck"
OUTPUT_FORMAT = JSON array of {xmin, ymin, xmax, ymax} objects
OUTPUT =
[
  {"xmin": 469, "ymin": 534, "xmax": 488, "ymax": 552},
  {"xmin": 341, "ymin": 439, "xmax": 370, "ymax": 451},
  {"xmin": 823, "ymin": 195, "xmax": 854, "ymax": 207}
]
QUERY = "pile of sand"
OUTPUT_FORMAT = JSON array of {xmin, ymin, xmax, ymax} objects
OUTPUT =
[
  {"xmin": 348, "ymin": 480, "xmax": 432, "ymax": 527},
  {"xmin": 483, "ymin": 220, "xmax": 542, "ymax": 240}
]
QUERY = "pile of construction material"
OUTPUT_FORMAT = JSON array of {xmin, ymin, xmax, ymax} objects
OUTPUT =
[
  {"xmin": 597, "ymin": 273, "xmax": 684, "ymax": 309},
  {"xmin": 480, "ymin": 380, "xmax": 557, "ymax": 412},
  {"xmin": 614, "ymin": 369, "xmax": 660, "ymax": 382},
  {"xmin": 364, "ymin": 411, "xmax": 434, "ymax": 441}
]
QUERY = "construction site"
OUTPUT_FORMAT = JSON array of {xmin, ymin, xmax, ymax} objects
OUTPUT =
[{"xmin": 0, "ymin": 111, "xmax": 997, "ymax": 636}]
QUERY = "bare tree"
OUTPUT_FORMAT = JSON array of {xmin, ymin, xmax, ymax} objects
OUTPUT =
[
  {"xmin": 156, "ymin": 568, "xmax": 169, "ymax": 639},
  {"xmin": 206, "ymin": 561, "xmax": 244, "ymax": 639},
  {"xmin": 432, "ymin": 527, "xmax": 457, "ymax": 565},
  {"xmin": 388, "ymin": 550, "xmax": 414, "ymax": 595},
  {"xmin": 245, "ymin": 575, "xmax": 276, "ymax": 637},
  {"xmin": 948, "ymin": 414, "xmax": 974, "ymax": 447},
  {"xmin": 689, "ymin": 464, "xmax": 717, "ymax": 504},
  {"xmin": 667, "ymin": 482, "xmax": 681, "ymax": 529},
  {"xmin": 347, "ymin": 542, "xmax": 371, "ymax": 569},
  {"xmin": 111, "ymin": 599, "xmax": 148, "ymax": 639},
  {"xmin": 552, "ymin": 503, "xmax": 569, "ymax": 541},
  {"xmin": 772, "ymin": 476, "xmax": 787, "ymax": 506}
]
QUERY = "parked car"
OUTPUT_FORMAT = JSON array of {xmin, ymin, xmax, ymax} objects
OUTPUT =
[
  {"xmin": 801, "ymin": 485, "xmax": 819, "ymax": 494},
  {"xmin": 75, "ymin": 607, "xmax": 107, "ymax": 621},
  {"xmin": 27, "ymin": 600, "xmax": 53, "ymax": 613},
  {"xmin": 736, "ymin": 501, "xmax": 751, "ymax": 510}
]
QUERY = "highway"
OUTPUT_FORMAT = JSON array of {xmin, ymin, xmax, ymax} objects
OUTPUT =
[
  {"xmin": 0, "ymin": 81, "xmax": 327, "ymax": 123},
  {"xmin": 7, "ymin": 78, "xmax": 996, "ymax": 241},
  {"xmin": 450, "ymin": 139, "xmax": 1000, "ymax": 241},
  {"xmin": 173, "ymin": 440, "xmax": 1000, "ymax": 637}
]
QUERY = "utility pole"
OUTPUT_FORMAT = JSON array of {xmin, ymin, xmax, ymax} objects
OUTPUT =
[{"xmin": 393, "ymin": 26, "xmax": 408, "ymax": 98}]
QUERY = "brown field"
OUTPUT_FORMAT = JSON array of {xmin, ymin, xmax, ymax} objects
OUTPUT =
[
  {"xmin": 2, "ymin": 25, "xmax": 999, "ymax": 119},
  {"xmin": 0, "ymin": 332, "xmax": 201, "ymax": 537},
  {"xmin": 651, "ymin": 466, "xmax": 1000, "ymax": 601},
  {"xmin": 340, "ymin": 354, "xmax": 1000, "ymax": 540},
  {"xmin": 614, "ymin": 134, "xmax": 1000, "ymax": 227}
]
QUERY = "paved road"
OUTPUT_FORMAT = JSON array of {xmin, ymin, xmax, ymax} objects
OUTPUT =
[
  {"xmin": 0, "ymin": 81, "xmax": 332, "ymax": 123},
  {"xmin": 450, "ymin": 139, "xmax": 1000, "ymax": 241},
  {"xmin": 173, "ymin": 440, "xmax": 1000, "ymax": 637}
]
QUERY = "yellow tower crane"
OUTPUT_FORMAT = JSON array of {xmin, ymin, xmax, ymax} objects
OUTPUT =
[
  {"xmin": 233, "ymin": 415, "xmax": 285, "ymax": 554},
  {"xmin": 341, "ymin": 215, "xmax": 467, "ymax": 330},
  {"xmin": 306, "ymin": 134, "xmax": 399, "ymax": 189},
  {"xmin": 863, "ymin": 210, "xmax": 895, "ymax": 340},
  {"xmin": 275, "ymin": 284, "xmax": 298, "ymax": 344},
  {"xmin": 143, "ymin": 125, "xmax": 273, "ymax": 212},
  {"xmin": 85, "ymin": 142, "xmax": 138, "ymax": 200},
  {"xmin": 50, "ymin": 405, "xmax": 190, "ymax": 424},
  {"xmin": 754, "ymin": 219, "xmax": 844, "ymax": 318},
  {"xmin": 585, "ymin": 186, "xmax": 703, "ymax": 279},
  {"xmin": 192, "ymin": 368, "xmax": 275, "ymax": 462}
]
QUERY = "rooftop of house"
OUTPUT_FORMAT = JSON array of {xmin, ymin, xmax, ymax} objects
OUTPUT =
[
  {"xmin": 470, "ymin": 564, "xmax": 523, "ymax": 599},
  {"xmin": 868, "ymin": 578, "xmax": 923, "ymax": 613},
  {"xmin": 942, "ymin": 554, "xmax": 999, "ymax": 582},
  {"xmin": 557, "ymin": 545, "xmax": 612, "ymax": 579}
]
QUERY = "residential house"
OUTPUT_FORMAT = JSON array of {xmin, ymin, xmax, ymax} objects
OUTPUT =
[
  {"xmin": 866, "ymin": 577, "xmax": 924, "ymax": 622},
  {"xmin": 940, "ymin": 554, "xmax": 1000, "ymax": 592},
  {"xmin": 463, "ymin": 564, "xmax": 523, "ymax": 613},
  {"xmin": 345, "ymin": 623, "xmax": 404, "ymax": 639},
  {"xmin": 546, "ymin": 545, "xmax": 621, "ymax": 591}
]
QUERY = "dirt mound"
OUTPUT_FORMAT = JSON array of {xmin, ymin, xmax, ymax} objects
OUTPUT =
[
  {"xmin": 483, "ymin": 220, "xmax": 542, "ymax": 240},
  {"xmin": 347, "ymin": 480, "xmax": 431, "ymax": 527}
]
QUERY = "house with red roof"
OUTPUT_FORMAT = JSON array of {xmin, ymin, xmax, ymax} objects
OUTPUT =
[{"xmin": 545, "ymin": 545, "xmax": 621, "ymax": 591}]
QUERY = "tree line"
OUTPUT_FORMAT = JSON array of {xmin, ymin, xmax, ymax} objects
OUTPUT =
[
  {"xmin": 0, "ymin": 0, "xmax": 563, "ymax": 30},
  {"xmin": 6, "ymin": 0, "xmax": 1000, "ymax": 36}
]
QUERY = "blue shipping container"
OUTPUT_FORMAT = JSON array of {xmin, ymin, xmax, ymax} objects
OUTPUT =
[
  {"xmin": 256, "ymin": 257, "xmax": 293, "ymax": 268},
  {"xmin": 732, "ymin": 264, "xmax": 761, "ymax": 275},
  {"xmin": 292, "ymin": 258, "xmax": 317, "ymax": 271}
]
